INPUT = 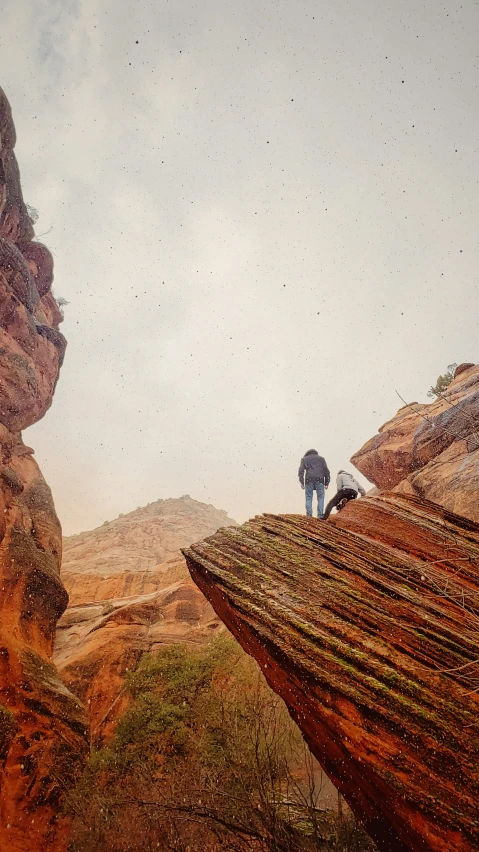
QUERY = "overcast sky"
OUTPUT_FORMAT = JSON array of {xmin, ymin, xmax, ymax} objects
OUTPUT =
[{"xmin": 2, "ymin": 0, "xmax": 478, "ymax": 533}]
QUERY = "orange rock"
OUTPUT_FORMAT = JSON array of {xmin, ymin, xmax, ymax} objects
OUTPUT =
[
  {"xmin": 351, "ymin": 364, "xmax": 479, "ymax": 521},
  {"xmin": 0, "ymin": 88, "xmax": 88, "ymax": 852},
  {"xmin": 55, "ymin": 497, "xmax": 236, "ymax": 741},
  {"xmin": 56, "ymin": 578, "xmax": 223, "ymax": 741},
  {"xmin": 184, "ymin": 496, "xmax": 479, "ymax": 852}
]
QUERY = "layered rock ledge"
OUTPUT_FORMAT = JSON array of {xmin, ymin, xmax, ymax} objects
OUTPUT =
[
  {"xmin": 352, "ymin": 363, "xmax": 479, "ymax": 522},
  {"xmin": 184, "ymin": 494, "xmax": 479, "ymax": 852},
  {"xmin": 55, "ymin": 497, "xmax": 235, "ymax": 741}
]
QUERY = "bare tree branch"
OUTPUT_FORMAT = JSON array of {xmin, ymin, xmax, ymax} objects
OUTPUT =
[{"xmin": 395, "ymin": 391, "xmax": 470, "ymax": 441}]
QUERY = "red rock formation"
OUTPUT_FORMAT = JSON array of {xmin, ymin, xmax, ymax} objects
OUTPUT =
[
  {"xmin": 351, "ymin": 364, "xmax": 479, "ymax": 522},
  {"xmin": 184, "ymin": 495, "xmax": 479, "ymax": 852},
  {"xmin": 55, "ymin": 497, "xmax": 236, "ymax": 740},
  {"xmin": 0, "ymin": 88, "xmax": 88, "ymax": 851}
]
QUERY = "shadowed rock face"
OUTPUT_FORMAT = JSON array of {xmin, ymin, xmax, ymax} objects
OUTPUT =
[
  {"xmin": 0, "ymin": 88, "xmax": 88, "ymax": 851},
  {"xmin": 351, "ymin": 364, "xmax": 479, "ymax": 522},
  {"xmin": 184, "ymin": 494, "xmax": 479, "ymax": 852}
]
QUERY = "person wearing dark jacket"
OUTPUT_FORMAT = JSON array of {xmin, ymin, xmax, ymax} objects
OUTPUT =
[
  {"xmin": 298, "ymin": 449, "xmax": 330, "ymax": 518},
  {"xmin": 323, "ymin": 470, "xmax": 366, "ymax": 519}
]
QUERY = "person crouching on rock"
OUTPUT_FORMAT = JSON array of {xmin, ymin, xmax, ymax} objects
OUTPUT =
[
  {"xmin": 323, "ymin": 470, "xmax": 366, "ymax": 520},
  {"xmin": 298, "ymin": 449, "xmax": 330, "ymax": 518}
]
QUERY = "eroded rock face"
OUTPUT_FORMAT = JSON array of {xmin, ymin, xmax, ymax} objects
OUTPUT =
[
  {"xmin": 184, "ymin": 495, "xmax": 479, "ymax": 852},
  {"xmin": 351, "ymin": 364, "xmax": 479, "ymax": 521},
  {"xmin": 0, "ymin": 88, "xmax": 88, "ymax": 851},
  {"xmin": 55, "ymin": 578, "xmax": 223, "ymax": 741},
  {"xmin": 55, "ymin": 497, "xmax": 236, "ymax": 741}
]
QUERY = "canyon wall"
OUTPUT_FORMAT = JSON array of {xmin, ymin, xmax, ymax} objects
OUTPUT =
[
  {"xmin": 352, "ymin": 363, "xmax": 479, "ymax": 521},
  {"xmin": 55, "ymin": 497, "xmax": 236, "ymax": 740},
  {"xmin": 0, "ymin": 87, "xmax": 88, "ymax": 852},
  {"xmin": 185, "ymin": 495, "xmax": 479, "ymax": 852}
]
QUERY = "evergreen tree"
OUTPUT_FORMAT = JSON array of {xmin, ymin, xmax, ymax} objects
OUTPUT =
[{"xmin": 427, "ymin": 363, "xmax": 457, "ymax": 398}]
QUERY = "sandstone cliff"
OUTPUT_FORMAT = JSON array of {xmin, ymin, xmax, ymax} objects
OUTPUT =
[
  {"xmin": 55, "ymin": 497, "xmax": 236, "ymax": 740},
  {"xmin": 0, "ymin": 88, "xmax": 88, "ymax": 851},
  {"xmin": 184, "ymin": 495, "xmax": 479, "ymax": 852},
  {"xmin": 351, "ymin": 363, "xmax": 479, "ymax": 521}
]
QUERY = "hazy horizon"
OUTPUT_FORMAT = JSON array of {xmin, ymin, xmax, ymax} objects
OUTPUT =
[{"xmin": 2, "ymin": 0, "xmax": 477, "ymax": 534}]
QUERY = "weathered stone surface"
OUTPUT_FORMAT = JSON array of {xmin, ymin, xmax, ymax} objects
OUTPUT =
[
  {"xmin": 184, "ymin": 494, "xmax": 479, "ymax": 852},
  {"xmin": 56, "ymin": 578, "xmax": 223, "ymax": 741},
  {"xmin": 0, "ymin": 88, "xmax": 66, "ymax": 433},
  {"xmin": 0, "ymin": 88, "xmax": 88, "ymax": 852},
  {"xmin": 55, "ymin": 497, "xmax": 236, "ymax": 741},
  {"xmin": 0, "ymin": 441, "xmax": 88, "ymax": 852},
  {"xmin": 351, "ymin": 364, "xmax": 479, "ymax": 522}
]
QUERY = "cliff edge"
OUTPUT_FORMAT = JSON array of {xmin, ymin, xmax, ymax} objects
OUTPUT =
[{"xmin": 184, "ymin": 494, "xmax": 479, "ymax": 852}]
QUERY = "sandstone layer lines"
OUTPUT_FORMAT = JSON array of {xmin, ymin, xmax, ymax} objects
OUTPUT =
[{"xmin": 185, "ymin": 494, "xmax": 479, "ymax": 852}]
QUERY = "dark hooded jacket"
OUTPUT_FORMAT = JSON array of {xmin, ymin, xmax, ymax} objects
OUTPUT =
[{"xmin": 298, "ymin": 449, "xmax": 330, "ymax": 486}]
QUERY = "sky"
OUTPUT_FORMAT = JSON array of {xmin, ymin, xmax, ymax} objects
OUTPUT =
[{"xmin": 1, "ymin": 0, "xmax": 478, "ymax": 533}]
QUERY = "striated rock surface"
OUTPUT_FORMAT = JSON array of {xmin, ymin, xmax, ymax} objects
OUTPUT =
[
  {"xmin": 55, "ymin": 497, "xmax": 236, "ymax": 740},
  {"xmin": 0, "ymin": 88, "xmax": 88, "ymax": 851},
  {"xmin": 351, "ymin": 364, "xmax": 479, "ymax": 522},
  {"xmin": 184, "ymin": 494, "xmax": 479, "ymax": 852}
]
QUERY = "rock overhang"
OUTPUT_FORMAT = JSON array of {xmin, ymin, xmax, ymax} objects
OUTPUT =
[{"xmin": 184, "ymin": 494, "xmax": 479, "ymax": 852}]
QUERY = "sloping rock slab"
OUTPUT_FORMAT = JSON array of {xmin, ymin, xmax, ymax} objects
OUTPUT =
[{"xmin": 184, "ymin": 494, "xmax": 479, "ymax": 852}]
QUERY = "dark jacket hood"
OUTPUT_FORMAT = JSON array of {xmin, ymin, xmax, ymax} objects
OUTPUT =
[{"xmin": 298, "ymin": 452, "xmax": 330, "ymax": 486}]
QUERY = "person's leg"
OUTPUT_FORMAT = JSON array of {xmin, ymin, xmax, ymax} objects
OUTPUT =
[
  {"xmin": 305, "ymin": 481, "xmax": 314, "ymax": 516},
  {"xmin": 316, "ymin": 480, "xmax": 325, "ymax": 518},
  {"xmin": 323, "ymin": 488, "xmax": 356, "ymax": 520}
]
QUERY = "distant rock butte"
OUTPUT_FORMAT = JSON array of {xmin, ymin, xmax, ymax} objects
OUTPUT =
[
  {"xmin": 0, "ymin": 88, "xmax": 88, "ymax": 852},
  {"xmin": 61, "ymin": 495, "xmax": 236, "ymax": 602},
  {"xmin": 185, "ymin": 495, "xmax": 479, "ymax": 852},
  {"xmin": 352, "ymin": 363, "xmax": 479, "ymax": 522},
  {"xmin": 55, "ymin": 496, "xmax": 237, "ymax": 740}
]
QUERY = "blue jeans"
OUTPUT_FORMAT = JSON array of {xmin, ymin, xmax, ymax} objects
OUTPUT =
[{"xmin": 305, "ymin": 480, "xmax": 325, "ymax": 518}]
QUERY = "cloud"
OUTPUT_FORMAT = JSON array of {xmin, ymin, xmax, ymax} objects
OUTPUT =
[{"xmin": 2, "ymin": 0, "xmax": 478, "ymax": 532}]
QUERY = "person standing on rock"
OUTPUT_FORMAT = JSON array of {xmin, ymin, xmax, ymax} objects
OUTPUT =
[
  {"xmin": 298, "ymin": 449, "xmax": 330, "ymax": 518},
  {"xmin": 323, "ymin": 470, "xmax": 366, "ymax": 519}
]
